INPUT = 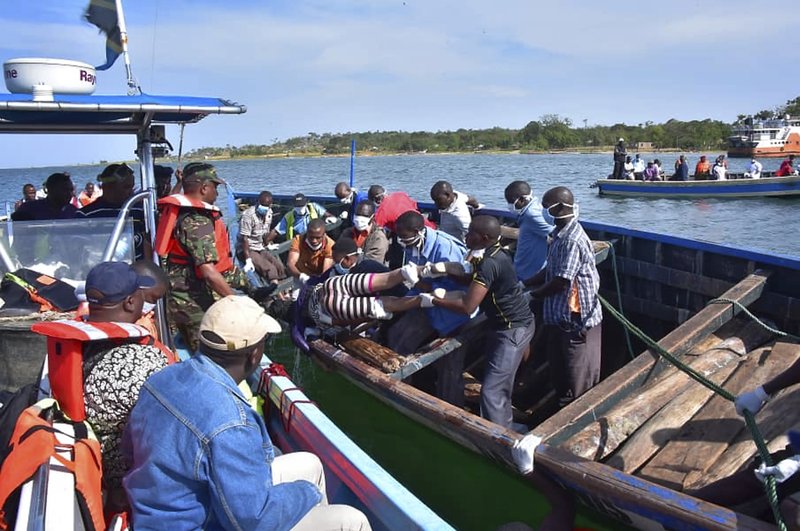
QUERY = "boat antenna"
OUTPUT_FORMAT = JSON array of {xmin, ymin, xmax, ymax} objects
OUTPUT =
[
  {"xmin": 177, "ymin": 123, "xmax": 186, "ymax": 170},
  {"xmin": 115, "ymin": 0, "xmax": 142, "ymax": 95}
]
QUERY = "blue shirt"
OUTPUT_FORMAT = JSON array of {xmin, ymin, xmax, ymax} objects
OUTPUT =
[
  {"xmin": 404, "ymin": 227, "xmax": 470, "ymax": 335},
  {"xmin": 675, "ymin": 161, "xmax": 689, "ymax": 181},
  {"xmin": 349, "ymin": 190, "xmax": 370, "ymax": 218},
  {"xmin": 123, "ymin": 355, "xmax": 321, "ymax": 530},
  {"xmin": 514, "ymin": 197, "xmax": 553, "ymax": 280},
  {"xmin": 275, "ymin": 202, "xmax": 328, "ymax": 238}
]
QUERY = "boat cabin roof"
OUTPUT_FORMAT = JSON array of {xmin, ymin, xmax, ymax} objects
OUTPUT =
[{"xmin": 0, "ymin": 93, "xmax": 246, "ymax": 134}]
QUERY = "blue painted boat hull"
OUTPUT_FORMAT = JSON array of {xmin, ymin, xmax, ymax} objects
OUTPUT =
[{"xmin": 596, "ymin": 176, "xmax": 800, "ymax": 198}]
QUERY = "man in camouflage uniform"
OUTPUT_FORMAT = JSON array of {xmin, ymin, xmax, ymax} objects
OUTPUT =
[{"xmin": 157, "ymin": 163, "xmax": 250, "ymax": 351}]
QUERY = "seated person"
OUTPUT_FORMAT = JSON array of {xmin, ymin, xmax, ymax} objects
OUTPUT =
[
  {"xmin": 341, "ymin": 201, "xmax": 389, "ymax": 264},
  {"xmin": 81, "ymin": 262, "xmax": 176, "ymax": 510},
  {"xmin": 78, "ymin": 182, "xmax": 101, "ymax": 207},
  {"xmin": 429, "ymin": 180, "xmax": 479, "ymax": 242},
  {"xmin": 643, "ymin": 161, "xmax": 661, "ymax": 181},
  {"xmin": 123, "ymin": 295, "xmax": 370, "ymax": 530},
  {"xmin": 131, "ymin": 260, "xmax": 169, "ymax": 339},
  {"xmin": 287, "ymin": 219, "xmax": 335, "ymax": 286},
  {"xmin": 695, "ymin": 155, "xmax": 711, "ymax": 179},
  {"xmin": 11, "ymin": 172, "xmax": 77, "ymax": 221},
  {"xmin": 265, "ymin": 193, "xmax": 336, "ymax": 244},
  {"xmin": 334, "ymin": 182, "xmax": 369, "ymax": 220},
  {"xmin": 240, "ymin": 191, "xmax": 286, "ymax": 282},
  {"xmin": 623, "ymin": 156, "xmax": 635, "ymax": 180},
  {"xmin": 712, "ymin": 159, "xmax": 727, "ymax": 180},
  {"xmin": 14, "ymin": 183, "xmax": 37, "ymax": 211},
  {"xmin": 367, "ymin": 184, "xmax": 386, "ymax": 206}
]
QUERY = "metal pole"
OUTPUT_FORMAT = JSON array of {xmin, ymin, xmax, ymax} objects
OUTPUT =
[
  {"xmin": 115, "ymin": 0, "xmax": 141, "ymax": 95},
  {"xmin": 349, "ymin": 139, "xmax": 356, "ymax": 188},
  {"xmin": 100, "ymin": 190, "xmax": 151, "ymax": 262}
]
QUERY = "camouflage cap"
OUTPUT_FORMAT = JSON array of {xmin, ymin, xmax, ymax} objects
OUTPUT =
[{"xmin": 182, "ymin": 162, "xmax": 224, "ymax": 184}]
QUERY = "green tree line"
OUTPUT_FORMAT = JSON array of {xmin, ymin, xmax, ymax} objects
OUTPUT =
[{"xmin": 186, "ymin": 96, "xmax": 800, "ymax": 158}]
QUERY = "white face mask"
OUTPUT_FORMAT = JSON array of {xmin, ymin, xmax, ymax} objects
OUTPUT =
[
  {"xmin": 467, "ymin": 248, "xmax": 486, "ymax": 261},
  {"xmin": 508, "ymin": 194, "xmax": 532, "ymax": 214},
  {"xmin": 305, "ymin": 238, "xmax": 323, "ymax": 251},
  {"xmin": 340, "ymin": 193, "xmax": 353, "ymax": 205},
  {"xmin": 353, "ymin": 215, "xmax": 372, "ymax": 232},
  {"xmin": 142, "ymin": 301, "xmax": 156, "ymax": 314},
  {"xmin": 546, "ymin": 202, "xmax": 579, "ymax": 221},
  {"xmin": 295, "ymin": 206, "xmax": 308, "ymax": 216},
  {"xmin": 397, "ymin": 231, "xmax": 423, "ymax": 249}
]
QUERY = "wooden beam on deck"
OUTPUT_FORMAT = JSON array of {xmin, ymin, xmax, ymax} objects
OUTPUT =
[{"xmin": 532, "ymin": 270, "xmax": 772, "ymax": 447}]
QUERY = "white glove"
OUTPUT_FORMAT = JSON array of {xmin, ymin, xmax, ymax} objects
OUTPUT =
[
  {"xmin": 267, "ymin": 243, "xmax": 279, "ymax": 251},
  {"xmin": 461, "ymin": 261, "xmax": 473, "ymax": 276},
  {"xmin": 419, "ymin": 293, "xmax": 435, "ymax": 308},
  {"xmin": 399, "ymin": 263, "xmax": 420, "ymax": 288},
  {"xmin": 325, "ymin": 216, "xmax": 338, "ymax": 224},
  {"xmin": 421, "ymin": 262, "xmax": 448, "ymax": 278},
  {"xmin": 243, "ymin": 258, "xmax": 255, "ymax": 273},
  {"xmin": 432, "ymin": 288, "xmax": 447, "ymax": 299},
  {"xmin": 339, "ymin": 211, "xmax": 349, "ymax": 220},
  {"xmin": 734, "ymin": 386, "xmax": 769, "ymax": 416},
  {"xmin": 755, "ymin": 455, "xmax": 800, "ymax": 483},
  {"xmin": 298, "ymin": 273, "xmax": 310, "ymax": 284}
]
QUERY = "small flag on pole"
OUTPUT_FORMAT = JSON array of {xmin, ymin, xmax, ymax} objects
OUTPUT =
[{"xmin": 85, "ymin": 0, "xmax": 123, "ymax": 71}]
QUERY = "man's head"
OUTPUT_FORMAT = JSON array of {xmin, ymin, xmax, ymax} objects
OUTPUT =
[
  {"xmin": 85, "ymin": 261, "xmax": 155, "ymax": 322},
  {"xmin": 44, "ymin": 172, "xmax": 75, "ymax": 208},
  {"xmin": 541, "ymin": 186, "xmax": 577, "ymax": 227},
  {"xmin": 97, "ymin": 163, "xmax": 136, "ymax": 205},
  {"xmin": 625, "ymin": 155, "xmax": 632, "ymax": 163},
  {"xmin": 352, "ymin": 201, "xmax": 375, "ymax": 232},
  {"xmin": 430, "ymin": 180, "xmax": 455, "ymax": 210},
  {"xmin": 22, "ymin": 183, "xmax": 36, "ymax": 201},
  {"xmin": 153, "ymin": 165, "xmax": 173, "ymax": 198},
  {"xmin": 504, "ymin": 180, "xmax": 532, "ymax": 208},
  {"xmin": 293, "ymin": 193, "xmax": 309, "ymax": 214},
  {"xmin": 367, "ymin": 185, "xmax": 386, "ymax": 205},
  {"xmin": 700, "ymin": 155, "xmax": 707, "ymax": 162},
  {"xmin": 181, "ymin": 163, "xmax": 224, "ymax": 204},
  {"xmin": 680, "ymin": 155, "xmax": 685, "ymax": 162},
  {"xmin": 304, "ymin": 219, "xmax": 327, "ymax": 250},
  {"xmin": 332, "ymin": 237, "xmax": 362, "ymax": 272},
  {"xmin": 257, "ymin": 191, "xmax": 273, "ymax": 208},
  {"xmin": 395, "ymin": 211, "xmax": 425, "ymax": 247},
  {"xmin": 634, "ymin": 154, "xmax": 641, "ymax": 160},
  {"xmin": 465, "ymin": 215, "xmax": 501, "ymax": 251},
  {"xmin": 132, "ymin": 260, "xmax": 169, "ymax": 304},
  {"xmin": 618, "ymin": 137, "xmax": 624, "ymax": 144},
  {"xmin": 84, "ymin": 182, "xmax": 95, "ymax": 195},
  {"xmin": 334, "ymin": 182, "xmax": 354, "ymax": 203},
  {"xmin": 198, "ymin": 295, "xmax": 281, "ymax": 380}
]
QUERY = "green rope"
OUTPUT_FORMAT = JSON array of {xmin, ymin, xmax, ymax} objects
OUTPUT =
[
  {"xmin": 709, "ymin": 297, "xmax": 800, "ymax": 341},
  {"xmin": 598, "ymin": 295, "xmax": 786, "ymax": 530},
  {"xmin": 605, "ymin": 243, "xmax": 635, "ymax": 360}
]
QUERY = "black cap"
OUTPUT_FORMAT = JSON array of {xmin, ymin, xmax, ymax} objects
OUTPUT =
[{"xmin": 293, "ymin": 193, "xmax": 308, "ymax": 207}]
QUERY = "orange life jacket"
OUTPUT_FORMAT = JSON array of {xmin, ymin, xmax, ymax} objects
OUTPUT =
[
  {"xmin": 31, "ymin": 320, "xmax": 178, "ymax": 422},
  {"xmin": 154, "ymin": 194, "xmax": 234, "ymax": 277},
  {"xmin": 0, "ymin": 400, "xmax": 105, "ymax": 531}
]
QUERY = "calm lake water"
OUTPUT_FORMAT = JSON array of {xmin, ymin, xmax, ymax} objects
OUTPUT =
[
  {"xmin": 1, "ymin": 152, "xmax": 795, "ymax": 529},
  {"xmin": 3, "ymin": 152, "xmax": 798, "ymax": 257}
]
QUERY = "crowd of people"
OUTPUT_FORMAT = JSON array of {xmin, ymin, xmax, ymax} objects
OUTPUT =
[{"xmin": 610, "ymin": 138, "xmax": 799, "ymax": 182}]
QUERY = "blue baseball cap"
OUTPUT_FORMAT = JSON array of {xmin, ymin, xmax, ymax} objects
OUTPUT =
[{"xmin": 85, "ymin": 262, "xmax": 156, "ymax": 305}]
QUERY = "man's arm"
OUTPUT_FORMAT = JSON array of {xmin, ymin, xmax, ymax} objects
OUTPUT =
[
  {"xmin": 433, "ymin": 281, "xmax": 488, "ymax": 315},
  {"xmin": 197, "ymin": 263, "xmax": 235, "ymax": 298},
  {"xmin": 531, "ymin": 276, "xmax": 569, "ymax": 299},
  {"xmin": 286, "ymin": 250, "xmax": 302, "ymax": 278},
  {"xmin": 522, "ymin": 268, "xmax": 546, "ymax": 288}
]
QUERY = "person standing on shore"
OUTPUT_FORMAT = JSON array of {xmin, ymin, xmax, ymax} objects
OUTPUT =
[{"xmin": 612, "ymin": 138, "xmax": 626, "ymax": 180}]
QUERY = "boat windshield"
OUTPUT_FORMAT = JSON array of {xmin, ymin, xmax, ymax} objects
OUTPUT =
[{"xmin": 0, "ymin": 217, "xmax": 134, "ymax": 282}]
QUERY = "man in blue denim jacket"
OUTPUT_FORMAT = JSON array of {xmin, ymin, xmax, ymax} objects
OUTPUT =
[{"xmin": 123, "ymin": 295, "xmax": 370, "ymax": 530}]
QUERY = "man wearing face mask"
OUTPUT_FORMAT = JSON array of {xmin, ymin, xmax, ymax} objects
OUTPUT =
[
  {"xmin": 524, "ymin": 186, "xmax": 602, "ymax": 408},
  {"xmin": 341, "ymin": 201, "xmax": 389, "ymax": 264},
  {"xmin": 286, "ymin": 219, "xmax": 335, "ymax": 289},
  {"xmin": 240, "ymin": 190, "xmax": 286, "ymax": 282},
  {"xmin": 334, "ymin": 182, "xmax": 369, "ymax": 221},
  {"xmin": 429, "ymin": 180, "xmax": 480, "ymax": 243},
  {"xmin": 504, "ymin": 180, "xmax": 553, "ymax": 281},
  {"xmin": 265, "ymin": 193, "xmax": 336, "ymax": 244},
  {"xmin": 389, "ymin": 211, "xmax": 470, "ymax": 406}
]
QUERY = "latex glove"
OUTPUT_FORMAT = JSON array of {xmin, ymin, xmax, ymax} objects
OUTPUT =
[
  {"xmin": 421, "ymin": 262, "xmax": 448, "ymax": 278},
  {"xmin": 419, "ymin": 293, "xmax": 435, "ymax": 308},
  {"xmin": 734, "ymin": 386, "xmax": 769, "ymax": 416},
  {"xmin": 243, "ymin": 258, "xmax": 255, "ymax": 273},
  {"xmin": 432, "ymin": 288, "xmax": 447, "ymax": 299},
  {"xmin": 339, "ymin": 211, "xmax": 349, "ymax": 220},
  {"xmin": 267, "ymin": 243, "xmax": 279, "ymax": 251},
  {"xmin": 755, "ymin": 455, "xmax": 800, "ymax": 483},
  {"xmin": 298, "ymin": 273, "xmax": 310, "ymax": 284},
  {"xmin": 399, "ymin": 263, "xmax": 420, "ymax": 288},
  {"xmin": 325, "ymin": 216, "xmax": 338, "ymax": 224}
]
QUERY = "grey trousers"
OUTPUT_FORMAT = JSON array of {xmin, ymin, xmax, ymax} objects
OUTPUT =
[
  {"xmin": 480, "ymin": 321, "xmax": 536, "ymax": 429},
  {"xmin": 543, "ymin": 322, "xmax": 602, "ymax": 408}
]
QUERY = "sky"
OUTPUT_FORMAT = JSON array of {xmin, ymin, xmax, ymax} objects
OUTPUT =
[{"xmin": 1, "ymin": 0, "xmax": 799, "ymax": 168}]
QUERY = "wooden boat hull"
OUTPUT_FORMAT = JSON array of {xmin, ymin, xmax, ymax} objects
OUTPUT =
[
  {"xmin": 595, "ymin": 176, "xmax": 800, "ymax": 198},
  {"xmin": 298, "ymin": 211, "xmax": 800, "ymax": 530}
]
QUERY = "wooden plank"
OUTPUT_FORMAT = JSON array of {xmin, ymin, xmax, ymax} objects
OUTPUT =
[
  {"xmin": 607, "ymin": 255, "xmax": 733, "ymax": 299},
  {"xmin": 308, "ymin": 338, "xmax": 772, "ymax": 531},
  {"xmin": 685, "ymin": 341, "xmax": 800, "ymax": 491},
  {"xmin": 644, "ymin": 342, "xmax": 798, "ymax": 492},
  {"xmin": 601, "ymin": 291, "xmax": 692, "ymax": 324},
  {"xmin": 561, "ymin": 347, "xmax": 742, "ymax": 461},
  {"xmin": 534, "ymin": 271, "xmax": 772, "ymax": 447},
  {"xmin": 336, "ymin": 334, "xmax": 403, "ymax": 373}
]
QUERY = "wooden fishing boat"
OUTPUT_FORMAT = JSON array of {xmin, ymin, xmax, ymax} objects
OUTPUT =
[
  {"xmin": 0, "ymin": 85, "xmax": 451, "ymax": 531},
  {"xmin": 238, "ymin": 190, "xmax": 800, "ymax": 529},
  {"xmin": 594, "ymin": 174, "xmax": 800, "ymax": 198}
]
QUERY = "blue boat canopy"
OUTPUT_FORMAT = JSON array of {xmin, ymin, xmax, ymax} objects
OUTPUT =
[{"xmin": 0, "ymin": 93, "xmax": 246, "ymax": 134}]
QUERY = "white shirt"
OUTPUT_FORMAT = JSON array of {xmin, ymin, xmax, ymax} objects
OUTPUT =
[
  {"xmin": 438, "ymin": 190, "xmax": 471, "ymax": 242},
  {"xmin": 712, "ymin": 164, "xmax": 727, "ymax": 181},
  {"xmin": 633, "ymin": 158, "xmax": 645, "ymax": 173},
  {"xmin": 748, "ymin": 160, "xmax": 763, "ymax": 179}
]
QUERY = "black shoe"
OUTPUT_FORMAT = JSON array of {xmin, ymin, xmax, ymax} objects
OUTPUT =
[{"xmin": 251, "ymin": 283, "xmax": 278, "ymax": 302}]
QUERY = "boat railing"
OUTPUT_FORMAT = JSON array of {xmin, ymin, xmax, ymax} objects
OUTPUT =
[{"xmin": 101, "ymin": 190, "xmax": 151, "ymax": 262}]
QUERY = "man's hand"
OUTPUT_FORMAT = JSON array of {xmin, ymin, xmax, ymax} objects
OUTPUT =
[
  {"xmin": 734, "ymin": 386, "xmax": 769, "ymax": 416},
  {"xmin": 755, "ymin": 455, "xmax": 800, "ymax": 483},
  {"xmin": 325, "ymin": 216, "xmax": 338, "ymax": 224},
  {"xmin": 419, "ymin": 293, "xmax": 436, "ymax": 308},
  {"xmin": 339, "ymin": 211, "xmax": 349, "ymax": 220},
  {"xmin": 400, "ymin": 263, "xmax": 420, "ymax": 288},
  {"xmin": 242, "ymin": 258, "xmax": 255, "ymax": 273},
  {"xmin": 298, "ymin": 273, "xmax": 310, "ymax": 284}
]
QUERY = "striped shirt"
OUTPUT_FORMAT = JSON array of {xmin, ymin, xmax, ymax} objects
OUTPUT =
[
  {"xmin": 239, "ymin": 205, "xmax": 272, "ymax": 252},
  {"xmin": 542, "ymin": 219, "xmax": 602, "ymax": 329}
]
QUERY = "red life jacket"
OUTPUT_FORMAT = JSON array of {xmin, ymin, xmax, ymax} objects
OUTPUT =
[
  {"xmin": 154, "ymin": 194, "xmax": 234, "ymax": 277},
  {"xmin": 31, "ymin": 320, "xmax": 177, "ymax": 422},
  {"xmin": 0, "ymin": 400, "xmax": 105, "ymax": 531}
]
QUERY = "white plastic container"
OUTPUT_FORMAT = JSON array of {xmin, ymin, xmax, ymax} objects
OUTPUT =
[{"xmin": 3, "ymin": 58, "xmax": 96, "ymax": 95}]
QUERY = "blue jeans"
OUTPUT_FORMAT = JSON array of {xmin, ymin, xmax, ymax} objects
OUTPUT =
[{"xmin": 480, "ymin": 321, "xmax": 535, "ymax": 429}]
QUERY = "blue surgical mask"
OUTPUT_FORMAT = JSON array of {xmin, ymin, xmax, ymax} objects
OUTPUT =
[
  {"xmin": 256, "ymin": 205, "xmax": 270, "ymax": 216},
  {"xmin": 334, "ymin": 261, "xmax": 350, "ymax": 275},
  {"xmin": 541, "ymin": 206, "xmax": 556, "ymax": 225}
]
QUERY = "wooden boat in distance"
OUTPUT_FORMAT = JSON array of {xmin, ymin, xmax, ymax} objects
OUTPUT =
[{"xmin": 595, "ymin": 175, "xmax": 800, "ymax": 198}]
